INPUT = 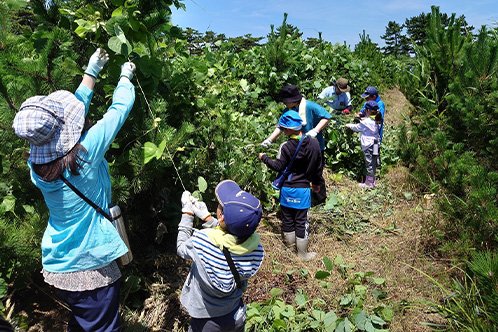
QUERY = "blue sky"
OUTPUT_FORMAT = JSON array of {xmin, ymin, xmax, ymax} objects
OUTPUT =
[{"xmin": 171, "ymin": 0, "xmax": 498, "ymax": 47}]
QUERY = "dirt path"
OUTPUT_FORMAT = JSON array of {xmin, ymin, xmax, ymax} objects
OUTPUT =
[{"xmin": 250, "ymin": 88, "xmax": 448, "ymax": 331}]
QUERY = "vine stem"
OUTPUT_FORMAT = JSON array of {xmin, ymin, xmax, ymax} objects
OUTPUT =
[{"xmin": 129, "ymin": 58, "xmax": 186, "ymax": 191}]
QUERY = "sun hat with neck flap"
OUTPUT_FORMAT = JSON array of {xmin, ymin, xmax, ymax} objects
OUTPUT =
[{"xmin": 12, "ymin": 90, "xmax": 86, "ymax": 165}]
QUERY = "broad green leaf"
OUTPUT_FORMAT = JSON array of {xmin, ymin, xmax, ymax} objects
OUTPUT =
[
  {"xmin": 111, "ymin": 7, "xmax": 124, "ymax": 17},
  {"xmin": 370, "ymin": 315, "xmax": 386, "ymax": 326},
  {"xmin": 156, "ymin": 139, "xmax": 167, "ymax": 159},
  {"xmin": 198, "ymin": 176, "xmax": 208, "ymax": 193},
  {"xmin": 315, "ymin": 270, "xmax": 331, "ymax": 280},
  {"xmin": 324, "ymin": 311, "xmax": 338, "ymax": 331},
  {"xmin": 339, "ymin": 293, "xmax": 353, "ymax": 306},
  {"xmin": 294, "ymin": 292, "xmax": 307, "ymax": 307},
  {"xmin": 372, "ymin": 277, "xmax": 385, "ymax": 285},
  {"xmin": 379, "ymin": 306, "xmax": 394, "ymax": 322},
  {"xmin": 143, "ymin": 142, "xmax": 158, "ymax": 164},
  {"xmin": 353, "ymin": 310, "xmax": 368, "ymax": 329},
  {"xmin": 22, "ymin": 205, "xmax": 34, "ymax": 214},
  {"xmin": 1, "ymin": 195, "xmax": 15, "ymax": 213},
  {"xmin": 270, "ymin": 287, "xmax": 283, "ymax": 298},
  {"xmin": 323, "ymin": 256, "xmax": 334, "ymax": 271},
  {"xmin": 240, "ymin": 79, "xmax": 249, "ymax": 92}
]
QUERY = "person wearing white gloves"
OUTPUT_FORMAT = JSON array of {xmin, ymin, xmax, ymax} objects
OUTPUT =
[
  {"xmin": 177, "ymin": 180, "xmax": 265, "ymax": 332},
  {"xmin": 345, "ymin": 100, "xmax": 381, "ymax": 188},
  {"xmin": 261, "ymin": 84, "xmax": 331, "ymax": 204},
  {"xmin": 12, "ymin": 48, "xmax": 136, "ymax": 332}
]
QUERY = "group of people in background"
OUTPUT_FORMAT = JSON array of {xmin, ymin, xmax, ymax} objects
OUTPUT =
[
  {"xmin": 10, "ymin": 48, "xmax": 385, "ymax": 332},
  {"xmin": 259, "ymin": 79, "xmax": 386, "ymax": 265}
]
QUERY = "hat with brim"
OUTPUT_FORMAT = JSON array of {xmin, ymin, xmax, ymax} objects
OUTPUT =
[
  {"xmin": 365, "ymin": 100, "xmax": 379, "ymax": 110},
  {"xmin": 278, "ymin": 84, "xmax": 303, "ymax": 104},
  {"xmin": 361, "ymin": 86, "xmax": 378, "ymax": 98},
  {"xmin": 13, "ymin": 90, "xmax": 85, "ymax": 164},
  {"xmin": 215, "ymin": 180, "xmax": 262, "ymax": 239},
  {"xmin": 278, "ymin": 110, "xmax": 303, "ymax": 130},
  {"xmin": 335, "ymin": 78, "xmax": 351, "ymax": 93}
]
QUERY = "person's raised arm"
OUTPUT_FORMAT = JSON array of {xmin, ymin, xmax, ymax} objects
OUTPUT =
[
  {"xmin": 75, "ymin": 48, "xmax": 110, "ymax": 115},
  {"xmin": 261, "ymin": 127, "xmax": 282, "ymax": 148}
]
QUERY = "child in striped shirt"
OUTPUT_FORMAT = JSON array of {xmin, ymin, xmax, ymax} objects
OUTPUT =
[{"xmin": 177, "ymin": 180, "xmax": 265, "ymax": 332}]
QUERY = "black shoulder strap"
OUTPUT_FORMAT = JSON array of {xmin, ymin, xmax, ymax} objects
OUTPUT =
[
  {"xmin": 282, "ymin": 135, "xmax": 307, "ymax": 174},
  {"xmin": 222, "ymin": 246, "xmax": 242, "ymax": 289},
  {"xmin": 60, "ymin": 176, "xmax": 113, "ymax": 221}
]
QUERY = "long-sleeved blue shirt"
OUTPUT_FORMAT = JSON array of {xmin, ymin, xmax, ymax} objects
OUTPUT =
[{"xmin": 29, "ymin": 80, "xmax": 135, "ymax": 273}]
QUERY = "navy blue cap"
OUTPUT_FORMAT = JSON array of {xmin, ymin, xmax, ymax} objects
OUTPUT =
[
  {"xmin": 278, "ymin": 110, "xmax": 303, "ymax": 130},
  {"xmin": 365, "ymin": 100, "xmax": 379, "ymax": 110},
  {"xmin": 278, "ymin": 84, "xmax": 303, "ymax": 104},
  {"xmin": 361, "ymin": 86, "xmax": 378, "ymax": 98},
  {"xmin": 215, "ymin": 180, "xmax": 262, "ymax": 238}
]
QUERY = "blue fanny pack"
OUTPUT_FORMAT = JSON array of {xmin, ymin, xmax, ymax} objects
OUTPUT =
[{"xmin": 280, "ymin": 187, "xmax": 311, "ymax": 209}]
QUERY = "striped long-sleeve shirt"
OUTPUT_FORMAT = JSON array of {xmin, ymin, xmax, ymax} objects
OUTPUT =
[{"xmin": 177, "ymin": 215, "xmax": 264, "ymax": 318}]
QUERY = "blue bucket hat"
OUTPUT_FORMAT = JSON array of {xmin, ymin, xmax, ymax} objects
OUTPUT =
[
  {"xmin": 215, "ymin": 180, "xmax": 262, "ymax": 239},
  {"xmin": 361, "ymin": 86, "xmax": 378, "ymax": 98},
  {"xmin": 278, "ymin": 110, "xmax": 303, "ymax": 130},
  {"xmin": 12, "ymin": 90, "xmax": 85, "ymax": 164}
]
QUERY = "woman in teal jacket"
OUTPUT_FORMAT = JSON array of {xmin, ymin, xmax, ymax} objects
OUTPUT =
[{"xmin": 13, "ymin": 48, "xmax": 136, "ymax": 332}]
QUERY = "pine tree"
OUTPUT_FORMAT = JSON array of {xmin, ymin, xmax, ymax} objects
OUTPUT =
[{"xmin": 381, "ymin": 21, "xmax": 407, "ymax": 57}]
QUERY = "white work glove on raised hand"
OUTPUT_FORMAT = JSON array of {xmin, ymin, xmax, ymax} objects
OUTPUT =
[
  {"xmin": 120, "ymin": 61, "xmax": 136, "ymax": 81},
  {"xmin": 261, "ymin": 138, "xmax": 272, "ymax": 148},
  {"xmin": 181, "ymin": 191, "xmax": 194, "ymax": 215},
  {"xmin": 201, "ymin": 217, "xmax": 219, "ymax": 229},
  {"xmin": 192, "ymin": 201, "xmax": 211, "ymax": 221},
  {"xmin": 85, "ymin": 48, "xmax": 109, "ymax": 78},
  {"xmin": 306, "ymin": 129, "xmax": 318, "ymax": 138}
]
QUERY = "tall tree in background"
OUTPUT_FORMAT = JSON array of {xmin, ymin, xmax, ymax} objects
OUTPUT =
[
  {"xmin": 381, "ymin": 21, "xmax": 408, "ymax": 57},
  {"xmin": 404, "ymin": 11, "xmax": 473, "ymax": 53}
]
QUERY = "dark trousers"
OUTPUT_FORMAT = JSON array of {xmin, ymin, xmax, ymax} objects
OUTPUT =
[
  {"xmin": 189, "ymin": 301, "xmax": 245, "ymax": 332},
  {"xmin": 55, "ymin": 280, "xmax": 121, "ymax": 332},
  {"xmin": 312, "ymin": 151, "xmax": 327, "ymax": 205},
  {"xmin": 280, "ymin": 205, "xmax": 309, "ymax": 239}
]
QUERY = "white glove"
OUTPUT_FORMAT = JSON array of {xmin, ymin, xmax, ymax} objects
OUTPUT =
[
  {"xmin": 120, "ymin": 61, "xmax": 136, "ymax": 80},
  {"xmin": 85, "ymin": 48, "xmax": 109, "ymax": 78},
  {"xmin": 202, "ymin": 217, "xmax": 219, "ymax": 228},
  {"xmin": 192, "ymin": 201, "xmax": 211, "ymax": 220},
  {"xmin": 261, "ymin": 138, "xmax": 272, "ymax": 148},
  {"xmin": 181, "ymin": 191, "xmax": 194, "ymax": 214},
  {"xmin": 306, "ymin": 129, "xmax": 318, "ymax": 138}
]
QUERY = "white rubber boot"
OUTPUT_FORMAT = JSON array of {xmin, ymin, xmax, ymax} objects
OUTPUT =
[
  {"xmin": 296, "ymin": 237, "xmax": 316, "ymax": 261},
  {"xmin": 283, "ymin": 231, "xmax": 296, "ymax": 248}
]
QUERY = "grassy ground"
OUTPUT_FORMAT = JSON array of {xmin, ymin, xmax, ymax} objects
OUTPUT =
[{"xmin": 20, "ymin": 88, "xmax": 450, "ymax": 331}]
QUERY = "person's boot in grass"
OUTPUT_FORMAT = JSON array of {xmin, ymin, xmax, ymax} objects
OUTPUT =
[
  {"xmin": 283, "ymin": 231, "xmax": 296, "ymax": 249},
  {"xmin": 296, "ymin": 237, "xmax": 316, "ymax": 261},
  {"xmin": 359, "ymin": 175, "xmax": 375, "ymax": 189}
]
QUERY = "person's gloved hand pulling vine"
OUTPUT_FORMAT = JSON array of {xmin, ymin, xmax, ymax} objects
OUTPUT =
[
  {"xmin": 192, "ymin": 200, "xmax": 211, "ymax": 221},
  {"xmin": 85, "ymin": 48, "xmax": 109, "ymax": 79},
  {"xmin": 181, "ymin": 191, "xmax": 194, "ymax": 215},
  {"xmin": 120, "ymin": 62, "xmax": 136, "ymax": 81},
  {"xmin": 306, "ymin": 129, "xmax": 318, "ymax": 138},
  {"xmin": 261, "ymin": 138, "xmax": 272, "ymax": 148}
]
